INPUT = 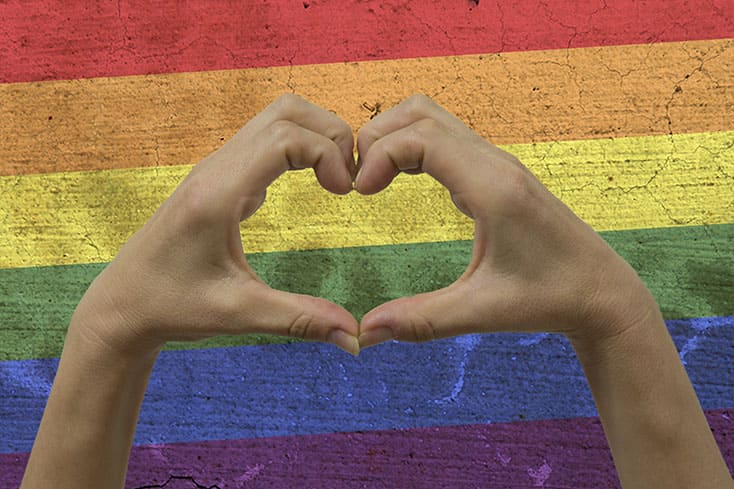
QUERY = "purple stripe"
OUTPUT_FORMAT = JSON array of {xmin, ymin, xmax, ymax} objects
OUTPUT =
[
  {"xmin": 3, "ymin": 409, "xmax": 732, "ymax": 488},
  {"xmin": 4, "ymin": 316, "xmax": 734, "ymax": 453}
]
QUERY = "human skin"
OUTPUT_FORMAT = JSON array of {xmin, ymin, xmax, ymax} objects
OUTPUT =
[
  {"xmin": 354, "ymin": 95, "xmax": 733, "ymax": 488},
  {"xmin": 20, "ymin": 94, "xmax": 361, "ymax": 488},
  {"xmin": 20, "ymin": 94, "xmax": 733, "ymax": 488}
]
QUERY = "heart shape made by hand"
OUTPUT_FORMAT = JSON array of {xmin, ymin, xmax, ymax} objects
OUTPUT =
[{"xmin": 85, "ymin": 94, "xmax": 641, "ymax": 363}]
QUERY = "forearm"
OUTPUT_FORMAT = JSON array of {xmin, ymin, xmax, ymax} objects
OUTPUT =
[
  {"xmin": 571, "ymin": 291, "xmax": 732, "ymax": 489},
  {"xmin": 20, "ymin": 315, "xmax": 158, "ymax": 489}
]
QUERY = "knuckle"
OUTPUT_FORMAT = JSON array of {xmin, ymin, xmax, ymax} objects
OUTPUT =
[
  {"xmin": 173, "ymin": 176, "xmax": 218, "ymax": 228},
  {"xmin": 401, "ymin": 118, "xmax": 440, "ymax": 155},
  {"xmin": 404, "ymin": 93, "xmax": 435, "ymax": 116},
  {"xmin": 357, "ymin": 125, "xmax": 379, "ymax": 146},
  {"xmin": 506, "ymin": 164, "xmax": 534, "ymax": 196},
  {"xmin": 407, "ymin": 92, "xmax": 433, "ymax": 106},
  {"xmin": 405, "ymin": 311, "xmax": 437, "ymax": 343},
  {"xmin": 272, "ymin": 93, "xmax": 305, "ymax": 116},
  {"xmin": 267, "ymin": 119, "xmax": 297, "ymax": 139},
  {"xmin": 288, "ymin": 312, "xmax": 316, "ymax": 340},
  {"xmin": 497, "ymin": 165, "xmax": 539, "ymax": 213},
  {"xmin": 266, "ymin": 120, "xmax": 301, "ymax": 156},
  {"xmin": 326, "ymin": 119, "xmax": 353, "ymax": 144}
]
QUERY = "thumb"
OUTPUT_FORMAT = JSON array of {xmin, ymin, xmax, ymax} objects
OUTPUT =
[
  {"xmin": 231, "ymin": 281, "xmax": 361, "ymax": 355},
  {"xmin": 359, "ymin": 280, "xmax": 485, "ymax": 348}
]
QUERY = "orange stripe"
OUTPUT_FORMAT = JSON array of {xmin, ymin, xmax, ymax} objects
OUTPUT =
[{"xmin": 1, "ymin": 38, "xmax": 732, "ymax": 176}]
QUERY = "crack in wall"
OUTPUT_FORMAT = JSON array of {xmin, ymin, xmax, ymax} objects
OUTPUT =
[
  {"xmin": 404, "ymin": 7, "xmax": 463, "ymax": 99},
  {"xmin": 679, "ymin": 316, "xmax": 723, "ymax": 366},
  {"xmin": 700, "ymin": 224, "xmax": 723, "ymax": 257},
  {"xmin": 153, "ymin": 134, "xmax": 162, "ymax": 167},
  {"xmin": 495, "ymin": 0, "xmax": 507, "ymax": 53},
  {"xmin": 285, "ymin": 54, "xmax": 297, "ymax": 92},
  {"xmin": 136, "ymin": 475, "xmax": 221, "ymax": 489},
  {"xmin": 434, "ymin": 335, "xmax": 480, "ymax": 404},
  {"xmin": 208, "ymin": 37, "xmax": 239, "ymax": 65},
  {"xmin": 116, "ymin": 0, "xmax": 131, "ymax": 50},
  {"xmin": 537, "ymin": 0, "xmax": 584, "ymax": 102},
  {"xmin": 652, "ymin": 43, "xmax": 731, "ymax": 225},
  {"xmin": 665, "ymin": 43, "xmax": 729, "ymax": 139},
  {"xmin": 82, "ymin": 228, "xmax": 104, "ymax": 262}
]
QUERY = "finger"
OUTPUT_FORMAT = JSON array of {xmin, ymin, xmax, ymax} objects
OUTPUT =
[
  {"xmin": 354, "ymin": 117, "xmax": 483, "ymax": 210},
  {"xmin": 358, "ymin": 280, "xmax": 486, "ymax": 348},
  {"xmin": 240, "ymin": 94, "xmax": 356, "ymax": 179},
  {"xmin": 215, "ymin": 121, "xmax": 354, "ymax": 219},
  {"xmin": 227, "ymin": 280, "xmax": 361, "ymax": 355},
  {"xmin": 356, "ymin": 94, "xmax": 460, "ymax": 167},
  {"xmin": 355, "ymin": 119, "xmax": 433, "ymax": 194}
]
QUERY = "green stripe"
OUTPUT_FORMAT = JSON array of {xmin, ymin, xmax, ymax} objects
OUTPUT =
[{"xmin": 1, "ymin": 223, "xmax": 732, "ymax": 361}]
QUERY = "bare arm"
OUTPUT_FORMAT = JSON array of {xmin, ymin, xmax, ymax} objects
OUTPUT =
[
  {"xmin": 570, "ymin": 292, "xmax": 732, "ymax": 488},
  {"xmin": 18, "ymin": 317, "xmax": 158, "ymax": 487},
  {"xmin": 20, "ymin": 92, "xmax": 731, "ymax": 488},
  {"xmin": 20, "ymin": 94, "xmax": 360, "ymax": 489},
  {"xmin": 354, "ymin": 94, "xmax": 733, "ymax": 488}
]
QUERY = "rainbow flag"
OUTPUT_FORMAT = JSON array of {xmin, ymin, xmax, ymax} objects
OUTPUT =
[{"xmin": 1, "ymin": 1, "xmax": 732, "ymax": 486}]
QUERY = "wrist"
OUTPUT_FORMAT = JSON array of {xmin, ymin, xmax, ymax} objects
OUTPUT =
[
  {"xmin": 568, "ymin": 303, "xmax": 662, "ymax": 368},
  {"xmin": 62, "ymin": 319, "xmax": 160, "ymax": 381},
  {"xmin": 567, "ymin": 274, "xmax": 665, "ymax": 368},
  {"xmin": 567, "ymin": 248, "xmax": 663, "ymax": 352},
  {"xmin": 24, "ymin": 294, "xmax": 159, "ymax": 489},
  {"xmin": 564, "ymin": 276, "xmax": 732, "ymax": 489},
  {"xmin": 66, "ymin": 311, "xmax": 162, "ymax": 367},
  {"xmin": 69, "ymin": 271, "xmax": 164, "ymax": 362}
]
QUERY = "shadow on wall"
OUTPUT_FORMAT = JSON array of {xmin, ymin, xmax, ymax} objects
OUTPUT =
[{"xmin": 255, "ymin": 240, "xmax": 473, "ymax": 321}]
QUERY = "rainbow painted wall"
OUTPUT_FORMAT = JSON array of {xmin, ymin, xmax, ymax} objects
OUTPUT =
[{"xmin": 1, "ymin": 1, "xmax": 732, "ymax": 487}]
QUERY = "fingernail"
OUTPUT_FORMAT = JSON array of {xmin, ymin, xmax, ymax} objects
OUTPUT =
[
  {"xmin": 358, "ymin": 327, "xmax": 394, "ymax": 349},
  {"xmin": 328, "ymin": 329, "xmax": 360, "ymax": 356},
  {"xmin": 354, "ymin": 166, "xmax": 363, "ymax": 188}
]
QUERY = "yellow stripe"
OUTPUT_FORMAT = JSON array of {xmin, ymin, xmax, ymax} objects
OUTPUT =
[
  {"xmin": 1, "ymin": 131, "xmax": 732, "ymax": 269},
  {"xmin": 1, "ymin": 38, "xmax": 733, "ymax": 176}
]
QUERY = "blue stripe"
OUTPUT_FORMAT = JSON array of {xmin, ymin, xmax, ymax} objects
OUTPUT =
[{"xmin": 1, "ymin": 316, "xmax": 732, "ymax": 453}]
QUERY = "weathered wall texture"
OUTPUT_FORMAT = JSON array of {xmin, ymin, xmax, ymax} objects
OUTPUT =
[{"xmin": 1, "ymin": 1, "xmax": 732, "ymax": 487}]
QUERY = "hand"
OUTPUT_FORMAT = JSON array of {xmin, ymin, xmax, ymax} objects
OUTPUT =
[
  {"xmin": 354, "ymin": 94, "xmax": 655, "ymax": 348},
  {"xmin": 71, "ymin": 94, "xmax": 361, "ymax": 357}
]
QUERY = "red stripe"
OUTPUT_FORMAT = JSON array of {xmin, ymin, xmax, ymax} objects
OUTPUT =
[{"xmin": 1, "ymin": 0, "xmax": 733, "ymax": 84}]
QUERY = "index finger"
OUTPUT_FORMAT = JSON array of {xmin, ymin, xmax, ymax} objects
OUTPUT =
[
  {"xmin": 235, "ymin": 94, "xmax": 356, "ymax": 177},
  {"xmin": 356, "ymin": 94, "xmax": 466, "ymax": 169}
]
